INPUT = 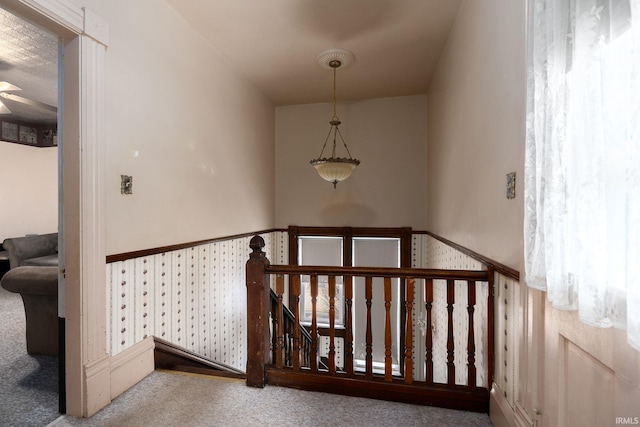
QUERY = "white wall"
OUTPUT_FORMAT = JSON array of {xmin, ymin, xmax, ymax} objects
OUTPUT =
[
  {"xmin": 0, "ymin": 141, "xmax": 57, "ymax": 239},
  {"xmin": 426, "ymin": 0, "xmax": 525, "ymax": 271},
  {"xmin": 276, "ymin": 95, "xmax": 427, "ymax": 229},
  {"xmin": 71, "ymin": 0, "xmax": 276, "ymax": 255}
]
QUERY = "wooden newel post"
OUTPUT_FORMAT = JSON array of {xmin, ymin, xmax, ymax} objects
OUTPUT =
[{"xmin": 246, "ymin": 235, "xmax": 271, "ymax": 388}]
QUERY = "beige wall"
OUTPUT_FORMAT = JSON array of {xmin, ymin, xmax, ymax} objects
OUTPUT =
[
  {"xmin": 0, "ymin": 142, "xmax": 58, "ymax": 239},
  {"xmin": 426, "ymin": 0, "xmax": 525, "ymax": 271},
  {"xmin": 15, "ymin": 0, "xmax": 277, "ymax": 416},
  {"xmin": 431, "ymin": 2, "xmax": 640, "ymax": 427},
  {"xmin": 275, "ymin": 95, "xmax": 428, "ymax": 229},
  {"xmin": 72, "ymin": 0, "xmax": 276, "ymax": 255}
]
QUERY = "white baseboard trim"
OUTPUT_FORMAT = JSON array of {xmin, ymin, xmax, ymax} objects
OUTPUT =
[
  {"xmin": 514, "ymin": 401, "xmax": 537, "ymax": 427},
  {"xmin": 491, "ymin": 383, "xmax": 517, "ymax": 427},
  {"xmin": 84, "ymin": 354, "xmax": 111, "ymax": 417},
  {"xmin": 109, "ymin": 336, "xmax": 156, "ymax": 400},
  {"xmin": 76, "ymin": 337, "xmax": 156, "ymax": 417},
  {"xmin": 490, "ymin": 383, "xmax": 536, "ymax": 427}
]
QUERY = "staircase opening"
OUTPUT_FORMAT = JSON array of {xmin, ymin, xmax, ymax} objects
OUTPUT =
[{"xmin": 154, "ymin": 337, "xmax": 245, "ymax": 380}]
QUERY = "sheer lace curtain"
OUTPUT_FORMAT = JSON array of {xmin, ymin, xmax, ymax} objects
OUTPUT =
[{"xmin": 525, "ymin": 0, "xmax": 640, "ymax": 350}]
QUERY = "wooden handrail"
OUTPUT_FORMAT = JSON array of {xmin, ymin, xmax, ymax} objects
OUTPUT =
[
  {"xmin": 265, "ymin": 265, "xmax": 489, "ymax": 281},
  {"xmin": 424, "ymin": 231, "xmax": 519, "ymax": 281}
]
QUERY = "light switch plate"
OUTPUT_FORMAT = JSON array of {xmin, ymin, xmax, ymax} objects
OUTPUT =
[
  {"xmin": 506, "ymin": 172, "xmax": 516, "ymax": 199},
  {"xmin": 121, "ymin": 175, "xmax": 133, "ymax": 194}
]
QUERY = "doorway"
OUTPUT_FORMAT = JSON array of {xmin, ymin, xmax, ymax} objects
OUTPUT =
[
  {"xmin": 0, "ymin": 3, "xmax": 61, "ymax": 423},
  {"xmin": 0, "ymin": 0, "xmax": 108, "ymax": 418}
]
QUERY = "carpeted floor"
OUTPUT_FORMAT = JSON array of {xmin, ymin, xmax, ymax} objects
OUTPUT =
[
  {"xmin": 1, "ymin": 279, "xmax": 493, "ymax": 427},
  {"xmin": 0, "ymin": 285, "xmax": 59, "ymax": 427},
  {"xmin": 54, "ymin": 370, "xmax": 493, "ymax": 427}
]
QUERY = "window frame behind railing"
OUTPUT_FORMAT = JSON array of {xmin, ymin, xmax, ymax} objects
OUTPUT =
[{"xmin": 288, "ymin": 226, "xmax": 413, "ymax": 373}]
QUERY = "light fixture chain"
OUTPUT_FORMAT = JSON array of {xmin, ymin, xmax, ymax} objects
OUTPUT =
[
  {"xmin": 333, "ymin": 65, "xmax": 338, "ymax": 121},
  {"xmin": 317, "ymin": 126, "xmax": 333, "ymax": 158},
  {"xmin": 336, "ymin": 127, "xmax": 354, "ymax": 159}
]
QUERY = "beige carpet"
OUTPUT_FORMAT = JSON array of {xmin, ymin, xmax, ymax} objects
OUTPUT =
[
  {"xmin": 0, "ymin": 286, "xmax": 59, "ymax": 427},
  {"xmin": 2, "ymin": 279, "xmax": 492, "ymax": 427},
  {"xmin": 53, "ymin": 370, "xmax": 493, "ymax": 427}
]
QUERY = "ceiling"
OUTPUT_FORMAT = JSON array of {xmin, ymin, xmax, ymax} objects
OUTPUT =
[
  {"xmin": 0, "ymin": 0, "xmax": 462, "ymax": 124},
  {"xmin": 166, "ymin": 0, "xmax": 463, "ymax": 106},
  {"xmin": 0, "ymin": 6, "xmax": 57, "ymax": 125}
]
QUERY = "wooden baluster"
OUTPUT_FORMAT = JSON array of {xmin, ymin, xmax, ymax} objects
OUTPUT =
[
  {"xmin": 425, "ymin": 278, "xmax": 434, "ymax": 385},
  {"xmin": 275, "ymin": 274, "xmax": 285, "ymax": 368},
  {"xmin": 284, "ymin": 317, "xmax": 291, "ymax": 366},
  {"xmin": 302, "ymin": 337, "xmax": 309, "ymax": 368},
  {"xmin": 447, "ymin": 279, "xmax": 455, "ymax": 386},
  {"xmin": 291, "ymin": 274, "xmax": 301, "ymax": 370},
  {"xmin": 404, "ymin": 278, "xmax": 414, "ymax": 384},
  {"xmin": 384, "ymin": 277, "xmax": 392, "ymax": 382},
  {"xmin": 467, "ymin": 280, "xmax": 477, "ymax": 387},
  {"xmin": 345, "ymin": 275, "xmax": 354, "ymax": 376},
  {"xmin": 328, "ymin": 275, "xmax": 336, "ymax": 375},
  {"xmin": 310, "ymin": 274, "xmax": 318, "ymax": 373},
  {"xmin": 270, "ymin": 295, "xmax": 277, "ymax": 364},
  {"xmin": 287, "ymin": 321, "xmax": 293, "ymax": 366},
  {"xmin": 365, "ymin": 276, "xmax": 373, "ymax": 379}
]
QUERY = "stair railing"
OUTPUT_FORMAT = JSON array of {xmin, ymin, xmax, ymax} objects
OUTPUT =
[{"xmin": 246, "ymin": 235, "xmax": 494, "ymax": 412}]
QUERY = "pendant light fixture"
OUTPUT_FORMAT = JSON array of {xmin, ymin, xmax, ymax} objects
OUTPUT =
[{"xmin": 310, "ymin": 49, "xmax": 360, "ymax": 188}]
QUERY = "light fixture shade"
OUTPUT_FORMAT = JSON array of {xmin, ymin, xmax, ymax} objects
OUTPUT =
[{"xmin": 310, "ymin": 158, "xmax": 360, "ymax": 188}]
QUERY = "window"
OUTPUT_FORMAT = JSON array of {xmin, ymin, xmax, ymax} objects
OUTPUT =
[
  {"xmin": 298, "ymin": 236, "xmax": 345, "ymax": 326},
  {"xmin": 351, "ymin": 237, "xmax": 401, "ymax": 374},
  {"xmin": 290, "ymin": 226, "xmax": 411, "ymax": 372},
  {"xmin": 525, "ymin": 0, "xmax": 640, "ymax": 350}
]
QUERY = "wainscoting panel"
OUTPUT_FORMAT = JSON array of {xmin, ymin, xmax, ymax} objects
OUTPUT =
[
  {"xmin": 263, "ymin": 231, "xmax": 289, "ymax": 265},
  {"xmin": 318, "ymin": 336, "xmax": 345, "ymax": 368},
  {"xmin": 424, "ymin": 235, "xmax": 484, "ymax": 271},
  {"xmin": 563, "ymin": 338, "xmax": 615, "ymax": 426},
  {"xmin": 107, "ymin": 231, "xmax": 288, "ymax": 372},
  {"xmin": 493, "ymin": 273, "xmax": 520, "ymax": 409},
  {"xmin": 108, "ymin": 230, "xmax": 506, "ymax": 389}
]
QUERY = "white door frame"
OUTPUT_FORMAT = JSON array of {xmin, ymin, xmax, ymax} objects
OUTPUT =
[{"xmin": 0, "ymin": 0, "xmax": 108, "ymax": 417}]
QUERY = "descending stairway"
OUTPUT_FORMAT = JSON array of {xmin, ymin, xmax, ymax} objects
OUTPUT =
[
  {"xmin": 154, "ymin": 289, "xmax": 327, "ymax": 380},
  {"xmin": 154, "ymin": 337, "xmax": 245, "ymax": 379}
]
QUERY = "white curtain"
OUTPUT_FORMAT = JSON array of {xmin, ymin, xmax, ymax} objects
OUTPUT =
[{"xmin": 525, "ymin": 0, "xmax": 640, "ymax": 351}]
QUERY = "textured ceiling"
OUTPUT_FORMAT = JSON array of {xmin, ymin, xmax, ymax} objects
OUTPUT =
[{"xmin": 0, "ymin": 6, "xmax": 57, "ymax": 125}]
